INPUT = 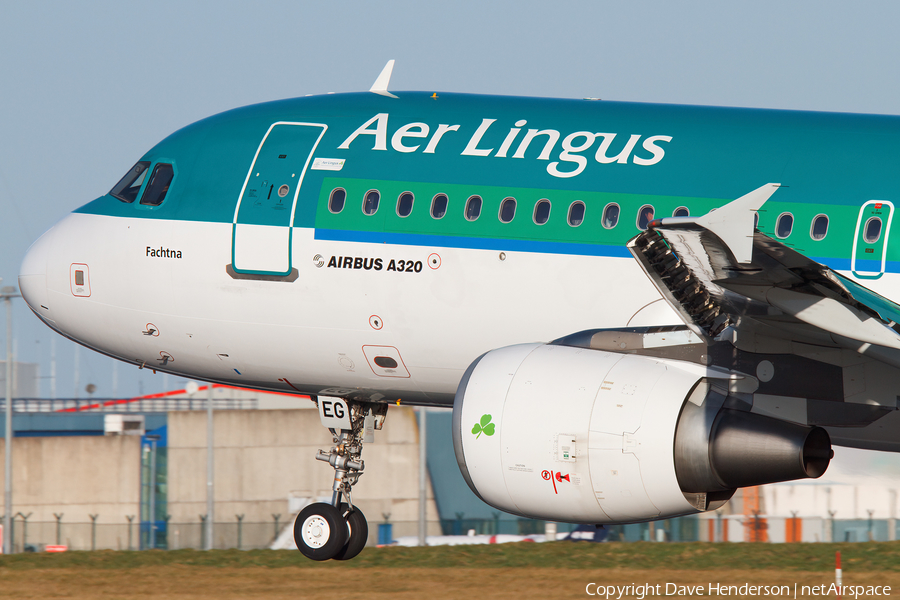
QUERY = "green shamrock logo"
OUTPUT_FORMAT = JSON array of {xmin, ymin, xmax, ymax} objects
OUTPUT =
[{"xmin": 472, "ymin": 414, "xmax": 495, "ymax": 439}]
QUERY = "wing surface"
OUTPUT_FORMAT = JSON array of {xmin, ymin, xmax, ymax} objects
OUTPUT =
[
  {"xmin": 628, "ymin": 184, "xmax": 900, "ymax": 358},
  {"xmin": 627, "ymin": 184, "xmax": 900, "ymax": 451}
]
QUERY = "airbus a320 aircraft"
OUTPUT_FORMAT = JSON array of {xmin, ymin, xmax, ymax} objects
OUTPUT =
[{"xmin": 18, "ymin": 62, "xmax": 900, "ymax": 560}]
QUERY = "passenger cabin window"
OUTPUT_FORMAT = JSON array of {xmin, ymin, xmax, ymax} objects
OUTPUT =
[
  {"xmin": 363, "ymin": 190, "xmax": 380, "ymax": 215},
  {"xmin": 110, "ymin": 161, "xmax": 151, "ymax": 203},
  {"xmin": 673, "ymin": 207, "xmax": 689, "ymax": 217},
  {"xmin": 776, "ymin": 213, "xmax": 793, "ymax": 239},
  {"xmin": 810, "ymin": 214, "xmax": 828, "ymax": 240},
  {"xmin": 139, "ymin": 163, "xmax": 174, "ymax": 206},
  {"xmin": 499, "ymin": 197, "xmax": 516, "ymax": 223},
  {"xmin": 568, "ymin": 201, "xmax": 585, "ymax": 227},
  {"xmin": 431, "ymin": 194, "xmax": 448, "ymax": 219},
  {"xmin": 865, "ymin": 217, "xmax": 883, "ymax": 243},
  {"xmin": 602, "ymin": 203, "xmax": 619, "ymax": 229},
  {"xmin": 329, "ymin": 188, "xmax": 346, "ymax": 213},
  {"xmin": 397, "ymin": 192, "xmax": 414, "ymax": 217},
  {"xmin": 465, "ymin": 195, "xmax": 482, "ymax": 221},
  {"xmin": 533, "ymin": 199, "xmax": 551, "ymax": 225},
  {"xmin": 637, "ymin": 204, "xmax": 655, "ymax": 230}
]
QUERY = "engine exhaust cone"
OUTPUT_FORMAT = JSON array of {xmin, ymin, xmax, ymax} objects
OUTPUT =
[{"xmin": 710, "ymin": 409, "xmax": 832, "ymax": 489}]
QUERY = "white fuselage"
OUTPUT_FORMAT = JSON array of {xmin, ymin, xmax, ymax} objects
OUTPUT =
[{"xmin": 20, "ymin": 212, "xmax": 676, "ymax": 404}]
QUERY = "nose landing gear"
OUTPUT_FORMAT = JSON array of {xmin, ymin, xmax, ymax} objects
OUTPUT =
[{"xmin": 293, "ymin": 398, "xmax": 386, "ymax": 561}]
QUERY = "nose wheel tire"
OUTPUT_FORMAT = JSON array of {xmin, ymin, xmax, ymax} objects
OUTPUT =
[
  {"xmin": 333, "ymin": 505, "xmax": 368, "ymax": 561},
  {"xmin": 294, "ymin": 503, "xmax": 348, "ymax": 561}
]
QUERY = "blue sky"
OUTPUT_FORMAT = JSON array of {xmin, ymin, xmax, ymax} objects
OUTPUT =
[{"xmin": 3, "ymin": 0, "xmax": 900, "ymax": 400}]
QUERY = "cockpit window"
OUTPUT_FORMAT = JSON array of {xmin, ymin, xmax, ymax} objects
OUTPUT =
[
  {"xmin": 139, "ymin": 163, "xmax": 174, "ymax": 206},
  {"xmin": 110, "ymin": 161, "xmax": 151, "ymax": 203}
]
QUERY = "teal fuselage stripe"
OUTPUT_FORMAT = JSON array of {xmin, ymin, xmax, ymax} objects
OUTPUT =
[
  {"xmin": 71, "ymin": 91, "xmax": 900, "ymax": 277},
  {"xmin": 313, "ymin": 228, "xmax": 634, "ymax": 258}
]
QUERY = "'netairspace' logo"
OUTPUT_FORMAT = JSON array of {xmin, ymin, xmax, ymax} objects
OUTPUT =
[{"xmin": 472, "ymin": 414, "xmax": 495, "ymax": 439}]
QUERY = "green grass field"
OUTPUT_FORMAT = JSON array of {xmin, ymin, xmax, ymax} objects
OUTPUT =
[
  {"xmin": 3, "ymin": 543, "xmax": 898, "ymax": 600},
  {"xmin": 1, "ymin": 541, "xmax": 897, "ymax": 571}
]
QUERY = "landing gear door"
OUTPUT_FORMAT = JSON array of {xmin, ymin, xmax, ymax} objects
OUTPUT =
[
  {"xmin": 232, "ymin": 122, "xmax": 326, "ymax": 276},
  {"xmin": 852, "ymin": 200, "xmax": 894, "ymax": 280}
]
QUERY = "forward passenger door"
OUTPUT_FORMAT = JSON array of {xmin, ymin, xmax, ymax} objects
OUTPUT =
[{"xmin": 232, "ymin": 122, "xmax": 326, "ymax": 276}]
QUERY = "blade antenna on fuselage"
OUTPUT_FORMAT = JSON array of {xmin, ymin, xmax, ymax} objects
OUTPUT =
[{"xmin": 370, "ymin": 60, "xmax": 398, "ymax": 98}]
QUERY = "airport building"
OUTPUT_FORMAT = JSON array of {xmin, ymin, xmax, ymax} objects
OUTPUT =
[
  {"xmin": 1, "ymin": 386, "xmax": 898, "ymax": 550},
  {"xmin": 0, "ymin": 387, "xmax": 442, "ymax": 551}
]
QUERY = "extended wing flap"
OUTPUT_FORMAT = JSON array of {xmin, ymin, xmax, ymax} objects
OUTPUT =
[{"xmin": 628, "ymin": 185, "xmax": 900, "ymax": 355}]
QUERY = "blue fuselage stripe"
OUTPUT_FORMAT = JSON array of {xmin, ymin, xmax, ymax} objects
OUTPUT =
[{"xmin": 313, "ymin": 230, "xmax": 900, "ymax": 274}]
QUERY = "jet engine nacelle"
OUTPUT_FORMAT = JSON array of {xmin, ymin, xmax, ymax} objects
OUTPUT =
[{"xmin": 452, "ymin": 343, "xmax": 831, "ymax": 524}]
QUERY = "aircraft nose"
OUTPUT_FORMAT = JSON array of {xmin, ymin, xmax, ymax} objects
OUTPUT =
[{"xmin": 19, "ymin": 228, "xmax": 54, "ymax": 322}]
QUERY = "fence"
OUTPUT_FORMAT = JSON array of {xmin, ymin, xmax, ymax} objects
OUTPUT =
[
  {"xmin": 700, "ymin": 515, "xmax": 900, "ymax": 543},
  {"xmin": 2, "ymin": 515, "xmax": 898, "ymax": 552},
  {"xmin": 0, "ymin": 517, "xmax": 285, "ymax": 552},
  {"xmin": 0, "ymin": 397, "xmax": 258, "ymax": 413}
]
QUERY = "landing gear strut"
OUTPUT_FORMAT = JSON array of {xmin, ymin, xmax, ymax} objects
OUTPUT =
[{"xmin": 293, "ymin": 398, "xmax": 386, "ymax": 561}]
